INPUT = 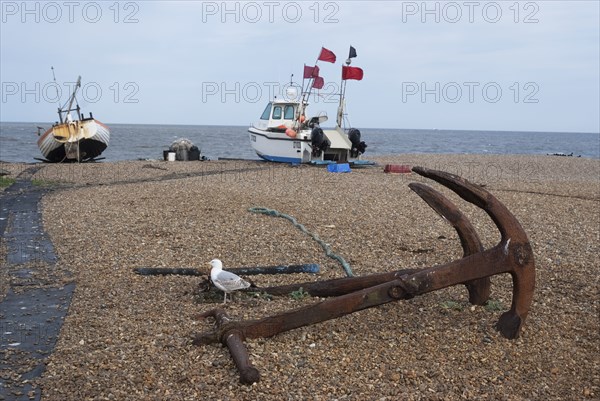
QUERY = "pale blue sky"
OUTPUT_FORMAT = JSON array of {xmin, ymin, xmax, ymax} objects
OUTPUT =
[{"xmin": 1, "ymin": 0, "xmax": 598, "ymax": 132}]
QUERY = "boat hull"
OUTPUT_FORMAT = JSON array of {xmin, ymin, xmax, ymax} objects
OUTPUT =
[
  {"xmin": 248, "ymin": 127, "xmax": 310, "ymax": 164},
  {"xmin": 37, "ymin": 119, "xmax": 110, "ymax": 162},
  {"xmin": 248, "ymin": 126, "xmax": 357, "ymax": 164}
]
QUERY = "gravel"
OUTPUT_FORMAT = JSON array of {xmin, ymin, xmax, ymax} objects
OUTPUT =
[{"xmin": 3, "ymin": 154, "xmax": 598, "ymax": 400}]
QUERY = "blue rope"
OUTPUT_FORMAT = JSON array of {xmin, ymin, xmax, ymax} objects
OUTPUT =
[{"xmin": 248, "ymin": 207, "xmax": 354, "ymax": 277}]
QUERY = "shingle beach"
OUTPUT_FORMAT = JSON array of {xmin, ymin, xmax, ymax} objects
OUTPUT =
[{"xmin": 1, "ymin": 154, "xmax": 598, "ymax": 400}]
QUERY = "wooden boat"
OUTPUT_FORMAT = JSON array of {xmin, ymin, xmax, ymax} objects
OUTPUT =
[{"xmin": 37, "ymin": 76, "xmax": 110, "ymax": 162}]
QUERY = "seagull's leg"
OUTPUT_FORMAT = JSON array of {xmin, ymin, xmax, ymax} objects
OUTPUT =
[{"xmin": 223, "ymin": 292, "xmax": 227, "ymax": 304}]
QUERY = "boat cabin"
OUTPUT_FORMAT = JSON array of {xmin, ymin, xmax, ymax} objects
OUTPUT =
[{"xmin": 258, "ymin": 99, "xmax": 299, "ymax": 132}]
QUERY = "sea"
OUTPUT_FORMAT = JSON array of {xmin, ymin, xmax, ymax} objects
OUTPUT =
[{"xmin": 0, "ymin": 122, "xmax": 598, "ymax": 163}]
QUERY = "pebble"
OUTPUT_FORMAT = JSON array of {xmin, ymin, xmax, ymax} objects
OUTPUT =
[{"xmin": 3, "ymin": 155, "xmax": 594, "ymax": 401}]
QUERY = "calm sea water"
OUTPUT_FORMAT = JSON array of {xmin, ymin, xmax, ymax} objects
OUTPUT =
[{"xmin": 0, "ymin": 122, "xmax": 598, "ymax": 162}]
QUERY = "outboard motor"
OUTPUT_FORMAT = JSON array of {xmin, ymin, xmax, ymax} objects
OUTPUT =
[
  {"xmin": 311, "ymin": 126, "xmax": 330, "ymax": 156},
  {"xmin": 348, "ymin": 128, "xmax": 367, "ymax": 158},
  {"xmin": 308, "ymin": 116, "xmax": 321, "ymax": 128}
]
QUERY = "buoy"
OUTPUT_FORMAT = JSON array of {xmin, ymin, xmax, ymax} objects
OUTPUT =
[
  {"xmin": 299, "ymin": 115, "xmax": 306, "ymax": 123},
  {"xmin": 384, "ymin": 164, "xmax": 411, "ymax": 174},
  {"xmin": 285, "ymin": 128, "xmax": 297, "ymax": 138}
]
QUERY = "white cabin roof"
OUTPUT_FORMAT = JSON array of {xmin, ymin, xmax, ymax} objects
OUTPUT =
[{"xmin": 271, "ymin": 98, "xmax": 301, "ymax": 105}]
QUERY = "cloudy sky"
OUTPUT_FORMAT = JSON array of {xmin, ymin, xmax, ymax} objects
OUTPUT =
[{"xmin": 1, "ymin": 0, "xmax": 598, "ymax": 132}]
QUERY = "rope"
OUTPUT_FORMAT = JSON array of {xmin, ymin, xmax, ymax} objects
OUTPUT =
[{"xmin": 248, "ymin": 207, "xmax": 354, "ymax": 277}]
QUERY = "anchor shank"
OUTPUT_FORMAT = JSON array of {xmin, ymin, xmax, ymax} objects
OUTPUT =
[
  {"xmin": 242, "ymin": 279, "xmax": 407, "ymax": 339},
  {"xmin": 196, "ymin": 279, "xmax": 409, "ymax": 344},
  {"xmin": 399, "ymin": 246, "xmax": 509, "ymax": 295},
  {"xmin": 254, "ymin": 269, "xmax": 419, "ymax": 297}
]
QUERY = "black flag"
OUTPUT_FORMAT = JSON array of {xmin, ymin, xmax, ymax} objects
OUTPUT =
[{"xmin": 349, "ymin": 46, "xmax": 357, "ymax": 59}]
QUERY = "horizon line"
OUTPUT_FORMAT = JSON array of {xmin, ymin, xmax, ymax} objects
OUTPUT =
[{"xmin": 0, "ymin": 120, "xmax": 598, "ymax": 136}]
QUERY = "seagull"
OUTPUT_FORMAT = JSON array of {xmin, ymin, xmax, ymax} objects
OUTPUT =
[{"xmin": 209, "ymin": 259, "xmax": 250, "ymax": 304}]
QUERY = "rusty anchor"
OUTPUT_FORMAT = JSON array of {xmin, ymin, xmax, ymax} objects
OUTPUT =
[{"xmin": 193, "ymin": 167, "xmax": 535, "ymax": 385}]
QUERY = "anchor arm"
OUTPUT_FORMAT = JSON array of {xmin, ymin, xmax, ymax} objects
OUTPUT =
[
  {"xmin": 408, "ymin": 182, "xmax": 490, "ymax": 305},
  {"xmin": 411, "ymin": 167, "xmax": 535, "ymax": 338}
]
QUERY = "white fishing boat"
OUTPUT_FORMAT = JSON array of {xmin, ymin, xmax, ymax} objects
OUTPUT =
[
  {"xmin": 248, "ymin": 47, "xmax": 369, "ymax": 164},
  {"xmin": 37, "ymin": 74, "xmax": 110, "ymax": 162}
]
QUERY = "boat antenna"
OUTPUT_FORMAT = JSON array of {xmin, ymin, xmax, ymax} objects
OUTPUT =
[
  {"xmin": 51, "ymin": 66, "xmax": 64, "ymax": 123},
  {"xmin": 50, "ymin": 66, "xmax": 61, "ymax": 103},
  {"xmin": 287, "ymin": 73, "xmax": 295, "ymax": 101}
]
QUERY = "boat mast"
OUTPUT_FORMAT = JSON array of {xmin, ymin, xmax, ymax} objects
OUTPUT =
[
  {"xmin": 57, "ymin": 75, "xmax": 82, "ymax": 123},
  {"xmin": 301, "ymin": 70, "xmax": 314, "ymax": 116},
  {"xmin": 301, "ymin": 49, "xmax": 325, "ymax": 120},
  {"xmin": 65, "ymin": 76, "xmax": 82, "ymax": 118},
  {"xmin": 297, "ymin": 68, "xmax": 313, "ymax": 129},
  {"xmin": 337, "ymin": 58, "xmax": 350, "ymax": 128}
]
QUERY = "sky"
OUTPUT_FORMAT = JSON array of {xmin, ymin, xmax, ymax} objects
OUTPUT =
[{"xmin": 1, "ymin": 0, "xmax": 599, "ymax": 132}]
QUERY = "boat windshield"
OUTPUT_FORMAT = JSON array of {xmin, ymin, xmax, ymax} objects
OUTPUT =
[
  {"xmin": 284, "ymin": 105, "xmax": 295, "ymax": 120},
  {"xmin": 260, "ymin": 103, "xmax": 272, "ymax": 120}
]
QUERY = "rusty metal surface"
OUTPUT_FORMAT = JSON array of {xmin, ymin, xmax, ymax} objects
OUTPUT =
[
  {"xmin": 411, "ymin": 167, "xmax": 535, "ymax": 338},
  {"xmin": 197, "ymin": 308, "xmax": 261, "ymax": 385},
  {"xmin": 193, "ymin": 167, "xmax": 536, "ymax": 384},
  {"xmin": 407, "ymin": 182, "xmax": 490, "ymax": 305},
  {"xmin": 251, "ymin": 269, "xmax": 419, "ymax": 298}
]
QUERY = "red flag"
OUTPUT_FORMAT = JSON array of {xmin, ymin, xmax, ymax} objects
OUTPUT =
[
  {"xmin": 342, "ymin": 66, "xmax": 363, "ymax": 80},
  {"xmin": 312, "ymin": 76, "xmax": 324, "ymax": 89},
  {"xmin": 318, "ymin": 47, "xmax": 336, "ymax": 63},
  {"xmin": 303, "ymin": 65, "xmax": 320, "ymax": 79}
]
